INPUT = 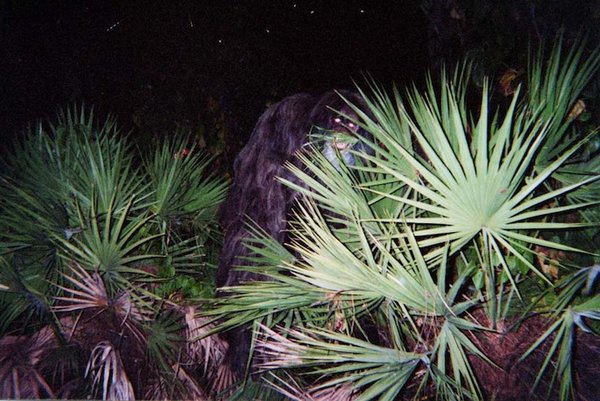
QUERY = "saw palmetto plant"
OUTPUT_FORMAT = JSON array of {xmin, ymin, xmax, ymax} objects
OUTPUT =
[
  {"xmin": 209, "ymin": 38, "xmax": 600, "ymax": 401},
  {"xmin": 0, "ymin": 107, "xmax": 227, "ymax": 399},
  {"xmin": 0, "ymin": 37, "xmax": 598, "ymax": 401}
]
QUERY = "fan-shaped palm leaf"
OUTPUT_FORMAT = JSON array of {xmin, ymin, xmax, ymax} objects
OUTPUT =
[{"xmin": 56, "ymin": 193, "xmax": 163, "ymax": 294}]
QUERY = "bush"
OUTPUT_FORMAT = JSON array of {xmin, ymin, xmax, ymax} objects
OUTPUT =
[{"xmin": 0, "ymin": 106, "xmax": 227, "ymax": 399}]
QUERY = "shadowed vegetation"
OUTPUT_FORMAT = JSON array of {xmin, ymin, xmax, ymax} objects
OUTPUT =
[
  {"xmin": 0, "ymin": 108, "xmax": 226, "ymax": 399},
  {"xmin": 207, "ymin": 37, "xmax": 600, "ymax": 401},
  {"xmin": 0, "ymin": 37, "xmax": 599, "ymax": 400}
]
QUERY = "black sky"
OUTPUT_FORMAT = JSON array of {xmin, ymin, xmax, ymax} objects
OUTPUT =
[{"xmin": 1, "ymin": 1, "xmax": 429, "ymax": 143}]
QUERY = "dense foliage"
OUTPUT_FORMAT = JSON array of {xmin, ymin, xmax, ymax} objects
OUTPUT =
[
  {"xmin": 0, "ymin": 109, "xmax": 226, "ymax": 399},
  {"xmin": 208, "ymin": 38, "xmax": 600, "ymax": 400},
  {"xmin": 0, "ymin": 36, "xmax": 599, "ymax": 401}
]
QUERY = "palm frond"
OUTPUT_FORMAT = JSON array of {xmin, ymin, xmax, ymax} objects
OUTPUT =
[
  {"xmin": 144, "ymin": 361, "xmax": 209, "ymax": 401},
  {"xmin": 521, "ymin": 264, "xmax": 600, "ymax": 401},
  {"xmin": 0, "ymin": 326, "xmax": 58, "ymax": 399},
  {"xmin": 257, "ymin": 325, "xmax": 425, "ymax": 401},
  {"xmin": 143, "ymin": 135, "xmax": 226, "ymax": 224},
  {"xmin": 85, "ymin": 341, "xmax": 135, "ymax": 401},
  {"xmin": 209, "ymin": 39, "xmax": 600, "ymax": 401},
  {"xmin": 266, "ymin": 373, "xmax": 356, "ymax": 401},
  {"xmin": 181, "ymin": 305, "xmax": 227, "ymax": 373},
  {"xmin": 56, "ymin": 193, "xmax": 162, "ymax": 294},
  {"xmin": 527, "ymin": 34, "xmax": 600, "ymax": 168}
]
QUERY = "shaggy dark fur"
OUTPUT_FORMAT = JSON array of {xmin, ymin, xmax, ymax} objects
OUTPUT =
[
  {"xmin": 216, "ymin": 89, "xmax": 367, "ymax": 289},
  {"xmin": 216, "ymin": 90, "xmax": 369, "ymax": 377}
]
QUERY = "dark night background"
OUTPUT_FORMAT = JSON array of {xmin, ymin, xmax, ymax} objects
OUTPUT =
[
  {"xmin": 2, "ymin": 0, "xmax": 598, "ymax": 165},
  {"xmin": 1, "ymin": 1, "xmax": 429, "ymax": 158}
]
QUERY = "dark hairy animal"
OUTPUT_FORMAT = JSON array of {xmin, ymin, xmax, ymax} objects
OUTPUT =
[
  {"xmin": 216, "ymin": 89, "xmax": 369, "ymax": 288},
  {"xmin": 216, "ymin": 90, "xmax": 370, "ymax": 377}
]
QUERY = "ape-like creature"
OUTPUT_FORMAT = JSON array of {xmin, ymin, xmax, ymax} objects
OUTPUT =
[
  {"xmin": 216, "ymin": 90, "xmax": 370, "ymax": 376},
  {"xmin": 217, "ymin": 90, "xmax": 369, "ymax": 288}
]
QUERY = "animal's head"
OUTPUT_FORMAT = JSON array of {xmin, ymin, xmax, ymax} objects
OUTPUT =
[{"xmin": 307, "ymin": 91, "xmax": 373, "ymax": 170}]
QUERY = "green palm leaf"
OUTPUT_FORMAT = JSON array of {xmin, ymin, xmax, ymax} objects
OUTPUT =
[
  {"xmin": 57, "ymin": 194, "xmax": 163, "ymax": 294},
  {"xmin": 258, "ymin": 325, "xmax": 426, "ymax": 401},
  {"xmin": 527, "ymin": 34, "xmax": 600, "ymax": 167},
  {"xmin": 144, "ymin": 135, "xmax": 227, "ymax": 225},
  {"xmin": 357, "ymin": 78, "xmax": 597, "ymax": 294}
]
